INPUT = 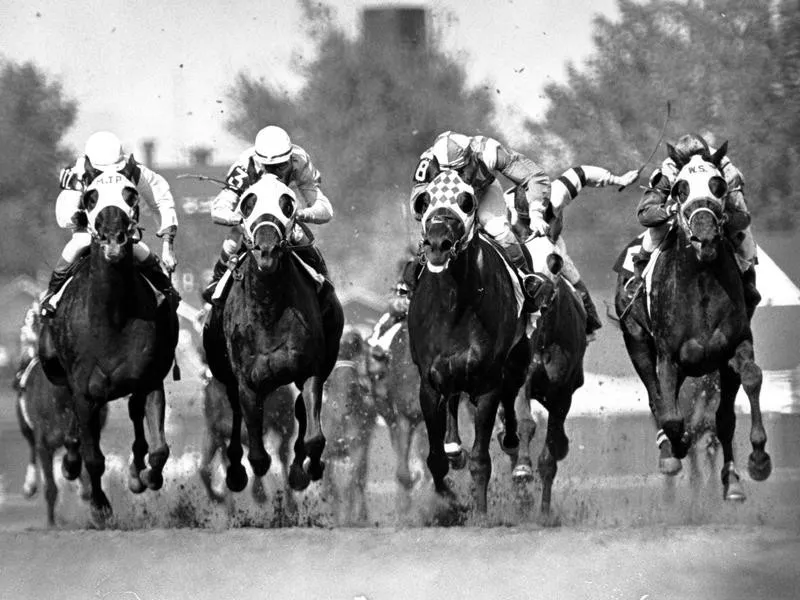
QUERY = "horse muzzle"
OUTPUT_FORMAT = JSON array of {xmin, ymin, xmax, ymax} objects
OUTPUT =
[{"xmin": 101, "ymin": 240, "xmax": 127, "ymax": 263}]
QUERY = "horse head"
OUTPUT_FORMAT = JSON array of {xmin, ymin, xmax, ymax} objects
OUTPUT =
[
  {"xmin": 412, "ymin": 170, "xmax": 477, "ymax": 272},
  {"xmin": 237, "ymin": 174, "xmax": 297, "ymax": 274},
  {"xmin": 82, "ymin": 164, "xmax": 140, "ymax": 264},
  {"xmin": 668, "ymin": 143, "xmax": 729, "ymax": 263}
]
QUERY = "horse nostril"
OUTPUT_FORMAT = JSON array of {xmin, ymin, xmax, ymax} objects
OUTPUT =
[{"xmin": 440, "ymin": 240, "xmax": 452, "ymax": 252}]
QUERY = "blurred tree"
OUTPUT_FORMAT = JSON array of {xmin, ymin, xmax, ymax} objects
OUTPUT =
[
  {"xmin": 0, "ymin": 60, "xmax": 76, "ymax": 274},
  {"xmin": 524, "ymin": 0, "xmax": 800, "ymax": 230}
]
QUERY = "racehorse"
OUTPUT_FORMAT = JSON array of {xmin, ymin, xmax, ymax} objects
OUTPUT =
[
  {"xmin": 203, "ymin": 173, "xmax": 344, "ymax": 497},
  {"xmin": 39, "ymin": 163, "xmax": 179, "ymax": 521},
  {"xmin": 503, "ymin": 243, "xmax": 587, "ymax": 518},
  {"xmin": 407, "ymin": 170, "xmax": 548, "ymax": 514},
  {"xmin": 198, "ymin": 377, "xmax": 297, "ymax": 515},
  {"xmin": 366, "ymin": 315, "xmax": 429, "ymax": 514},
  {"xmin": 16, "ymin": 359, "xmax": 108, "ymax": 526},
  {"xmin": 614, "ymin": 144, "xmax": 772, "ymax": 501},
  {"xmin": 321, "ymin": 327, "xmax": 377, "ymax": 526}
]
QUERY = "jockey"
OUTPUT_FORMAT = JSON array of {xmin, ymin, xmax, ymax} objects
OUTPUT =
[
  {"xmin": 517, "ymin": 165, "xmax": 639, "ymax": 337},
  {"xmin": 630, "ymin": 133, "xmax": 760, "ymax": 306},
  {"xmin": 40, "ymin": 131, "xmax": 180, "ymax": 317},
  {"xmin": 409, "ymin": 131, "xmax": 552, "ymax": 310},
  {"xmin": 368, "ymin": 246, "xmax": 417, "ymax": 344},
  {"xmin": 201, "ymin": 125, "xmax": 333, "ymax": 304},
  {"xmin": 12, "ymin": 298, "xmax": 40, "ymax": 391}
]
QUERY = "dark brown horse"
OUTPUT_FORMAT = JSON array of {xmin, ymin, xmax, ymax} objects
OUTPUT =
[
  {"xmin": 39, "ymin": 167, "xmax": 179, "ymax": 521},
  {"xmin": 506, "ymin": 252, "xmax": 587, "ymax": 518},
  {"xmin": 203, "ymin": 174, "xmax": 344, "ymax": 497},
  {"xmin": 408, "ymin": 170, "xmax": 546, "ymax": 514},
  {"xmin": 16, "ymin": 359, "xmax": 108, "ymax": 526},
  {"xmin": 198, "ymin": 377, "xmax": 297, "ymax": 513},
  {"xmin": 321, "ymin": 327, "xmax": 378, "ymax": 526},
  {"xmin": 614, "ymin": 145, "xmax": 771, "ymax": 501}
]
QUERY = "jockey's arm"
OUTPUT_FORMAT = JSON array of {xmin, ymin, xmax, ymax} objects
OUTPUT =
[
  {"xmin": 211, "ymin": 154, "xmax": 252, "ymax": 226},
  {"xmin": 292, "ymin": 151, "xmax": 332, "ymax": 224},
  {"xmin": 408, "ymin": 149, "xmax": 437, "ymax": 221},
  {"xmin": 55, "ymin": 157, "xmax": 89, "ymax": 230},
  {"xmin": 721, "ymin": 163, "xmax": 751, "ymax": 231},
  {"xmin": 493, "ymin": 144, "xmax": 551, "ymax": 225},
  {"xmin": 136, "ymin": 165, "xmax": 179, "ymax": 239},
  {"xmin": 637, "ymin": 167, "xmax": 674, "ymax": 227},
  {"xmin": 550, "ymin": 166, "xmax": 639, "ymax": 219}
]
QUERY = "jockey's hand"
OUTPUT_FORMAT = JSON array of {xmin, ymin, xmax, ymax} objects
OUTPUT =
[
  {"xmin": 161, "ymin": 240, "xmax": 177, "ymax": 273},
  {"xmin": 295, "ymin": 208, "xmax": 310, "ymax": 223},
  {"xmin": 59, "ymin": 167, "xmax": 77, "ymax": 190},
  {"xmin": 666, "ymin": 202, "xmax": 680, "ymax": 217},
  {"xmin": 614, "ymin": 170, "xmax": 640, "ymax": 188},
  {"xmin": 211, "ymin": 205, "xmax": 243, "ymax": 226},
  {"xmin": 528, "ymin": 216, "xmax": 550, "ymax": 237}
]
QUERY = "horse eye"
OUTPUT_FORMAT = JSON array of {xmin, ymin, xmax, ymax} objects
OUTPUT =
[
  {"xmin": 278, "ymin": 194, "xmax": 295, "ymax": 218},
  {"xmin": 671, "ymin": 180, "xmax": 690, "ymax": 203},
  {"xmin": 122, "ymin": 187, "xmax": 138, "ymax": 207},
  {"xmin": 240, "ymin": 193, "xmax": 257, "ymax": 218},
  {"xmin": 412, "ymin": 192, "xmax": 430, "ymax": 219},
  {"xmin": 708, "ymin": 176, "xmax": 727, "ymax": 199},
  {"xmin": 456, "ymin": 192, "xmax": 476, "ymax": 215}
]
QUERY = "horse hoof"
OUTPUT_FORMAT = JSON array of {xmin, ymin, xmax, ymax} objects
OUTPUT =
[
  {"xmin": 90, "ymin": 495, "xmax": 113, "ymax": 526},
  {"xmin": 512, "ymin": 463, "xmax": 534, "ymax": 484},
  {"xmin": 307, "ymin": 459, "xmax": 325, "ymax": 482},
  {"xmin": 538, "ymin": 510, "xmax": 561, "ymax": 528},
  {"xmin": 128, "ymin": 474, "xmax": 146, "ymax": 495},
  {"xmin": 61, "ymin": 457, "xmax": 81, "ymax": 481},
  {"xmin": 496, "ymin": 430, "xmax": 520, "ymax": 458},
  {"xmin": 249, "ymin": 455, "xmax": 272, "ymax": 478},
  {"xmin": 724, "ymin": 481, "xmax": 747, "ymax": 502},
  {"xmin": 447, "ymin": 449, "xmax": 468, "ymax": 471},
  {"xmin": 748, "ymin": 452, "xmax": 772, "ymax": 482},
  {"xmin": 288, "ymin": 464, "xmax": 310, "ymax": 491},
  {"xmin": 659, "ymin": 457, "xmax": 682, "ymax": 476},
  {"xmin": 141, "ymin": 469, "xmax": 164, "ymax": 491},
  {"xmin": 226, "ymin": 464, "xmax": 248, "ymax": 493}
]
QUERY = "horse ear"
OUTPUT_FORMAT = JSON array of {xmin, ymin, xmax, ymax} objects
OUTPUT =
[
  {"xmin": 710, "ymin": 141, "xmax": 728, "ymax": 167},
  {"xmin": 239, "ymin": 193, "xmax": 257, "ymax": 218},
  {"xmin": 666, "ymin": 143, "xmax": 680, "ymax": 166},
  {"xmin": 118, "ymin": 154, "xmax": 139, "ymax": 182},
  {"xmin": 83, "ymin": 156, "xmax": 102, "ymax": 184}
]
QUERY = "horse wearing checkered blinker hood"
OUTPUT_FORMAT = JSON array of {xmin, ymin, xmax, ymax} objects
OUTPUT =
[{"xmin": 407, "ymin": 170, "xmax": 541, "ymax": 515}]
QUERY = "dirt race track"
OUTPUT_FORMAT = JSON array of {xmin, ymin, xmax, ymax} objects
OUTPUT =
[{"xmin": 1, "ymin": 376, "xmax": 800, "ymax": 600}]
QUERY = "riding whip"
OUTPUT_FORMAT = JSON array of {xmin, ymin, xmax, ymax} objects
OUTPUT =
[
  {"xmin": 176, "ymin": 173, "xmax": 228, "ymax": 187},
  {"xmin": 619, "ymin": 100, "xmax": 672, "ymax": 192}
]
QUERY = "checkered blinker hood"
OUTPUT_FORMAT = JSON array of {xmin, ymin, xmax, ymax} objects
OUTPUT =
[
  {"xmin": 417, "ymin": 170, "xmax": 477, "ymax": 239},
  {"xmin": 237, "ymin": 174, "xmax": 297, "ymax": 243}
]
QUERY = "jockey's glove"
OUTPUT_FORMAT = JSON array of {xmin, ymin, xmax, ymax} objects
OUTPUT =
[
  {"xmin": 665, "ymin": 202, "xmax": 680, "ymax": 216},
  {"xmin": 59, "ymin": 167, "xmax": 80, "ymax": 190},
  {"xmin": 211, "ymin": 206, "xmax": 243, "ymax": 226},
  {"xmin": 613, "ymin": 170, "xmax": 640, "ymax": 188},
  {"xmin": 528, "ymin": 216, "xmax": 550, "ymax": 237}
]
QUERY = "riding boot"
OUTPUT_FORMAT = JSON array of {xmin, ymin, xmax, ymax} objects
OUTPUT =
[
  {"xmin": 741, "ymin": 265, "xmax": 761, "ymax": 319},
  {"xmin": 201, "ymin": 258, "xmax": 230, "ymax": 305},
  {"xmin": 573, "ymin": 280, "xmax": 602, "ymax": 337},
  {"xmin": 502, "ymin": 238, "xmax": 554, "ymax": 312},
  {"xmin": 139, "ymin": 254, "xmax": 181, "ymax": 305},
  {"xmin": 624, "ymin": 247, "xmax": 652, "ymax": 301},
  {"xmin": 40, "ymin": 262, "xmax": 73, "ymax": 319}
]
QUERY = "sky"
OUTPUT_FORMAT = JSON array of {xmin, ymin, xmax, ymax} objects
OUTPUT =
[{"xmin": 0, "ymin": 0, "xmax": 619, "ymax": 166}]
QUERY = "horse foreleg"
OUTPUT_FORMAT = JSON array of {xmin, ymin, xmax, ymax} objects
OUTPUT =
[
  {"xmin": 655, "ymin": 356, "xmax": 689, "ymax": 460},
  {"xmin": 511, "ymin": 389, "xmax": 536, "ymax": 484},
  {"xmin": 727, "ymin": 340, "xmax": 772, "ymax": 482},
  {"xmin": 239, "ymin": 386, "xmax": 271, "ymax": 479},
  {"xmin": 444, "ymin": 393, "xmax": 467, "ymax": 470},
  {"xmin": 389, "ymin": 416, "xmax": 416, "ymax": 515},
  {"xmin": 288, "ymin": 389, "xmax": 311, "ymax": 491},
  {"xmin": 276, "ymin": 420, "xmax": 298, "ymax": 522},
  {"xmin": 127, "ymin": 394, "xmax": 148, "ymax": 494},
  {"xmin": 36, "ymin": 433, "xmax": 58, "ymax": 527},
  {"xmin": 301, "ymin": 376, "xmax": 326, "ymax": 482},
  {"xmin": 419, "ymin": 379, "xmax": 450, "ymax": 498},
  {"xmin": 74, "ymin": 395, "xmax": 111, "ymax": 521},
  {"xmin": 538, "ymin": 398, "xmax": 571, "ymax": 521},
  {"xmin": 469, "ymin": 391, "xmax": 500, "ymax": 514},
  {"xmin": 225, "ymin": 383, "xmax": 247, "ymax": 492},
  {"xmin": 17, "ymin": 396, "xmax": 38, "ymax": 498},
  {"xmin": 141, "ymin": 385, "xmax": 170, "ymax": 491},
  {"xmin": 61, "ymin": 412, "xmax": 82, "ymax": 482}
]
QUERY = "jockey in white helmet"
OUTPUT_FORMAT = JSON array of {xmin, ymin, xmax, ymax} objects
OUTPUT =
[
  {"xmin": 631, "ymin": 133, "xmax": 759, "ymax": 308},
  {"xmin": 202, "ymin": 125, "xmax": 333, "ymax": 304},
  {"xmin": 409, "ymin": 131, "xmax": 552, "ymax": 310},
  {"xmin": 41, "ymin": 131, "xmax": 180, "ymax": 317}
]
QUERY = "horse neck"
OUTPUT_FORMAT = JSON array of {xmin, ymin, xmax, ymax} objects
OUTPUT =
[
  {"xmin": 438, "ymin": 237, "xmax": 480, "ymax": 295},
  {"xmin": 88, "ymin": 242, "xmax": 136, "ymax": 323},
  {"xmin": 242, "ymin": 252, "xmax": 290, "ymax": 307}
]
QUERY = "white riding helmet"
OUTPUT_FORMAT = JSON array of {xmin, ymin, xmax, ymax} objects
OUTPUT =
[
  {"xmin": 431, "ymin": 131, "xmax": 472, "ymax": 170},
  {"xmin": 84, "ymin": 131, "xmax": 124, "ymax": 169},
  {"xmin": 254, "ymin": 126, "xmax": 292, "ymax": 165}
]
